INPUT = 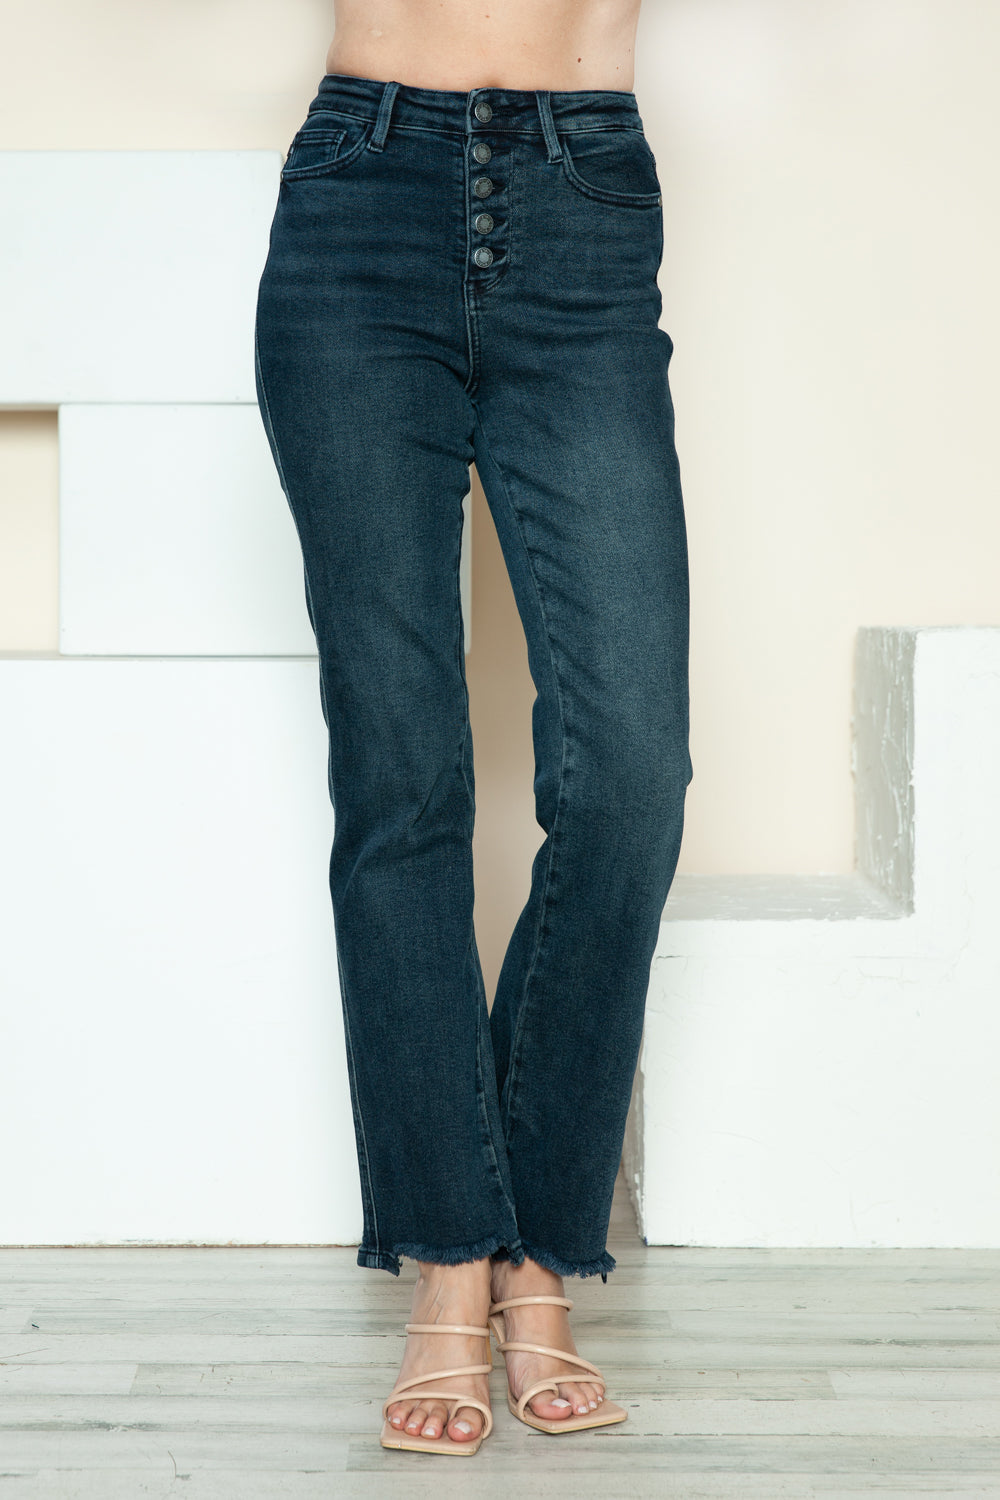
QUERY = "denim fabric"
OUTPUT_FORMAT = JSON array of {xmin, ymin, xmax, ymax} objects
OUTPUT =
[{"xmin": 254, "ymin": 73, "xmax": 692, "ymax": 1281}]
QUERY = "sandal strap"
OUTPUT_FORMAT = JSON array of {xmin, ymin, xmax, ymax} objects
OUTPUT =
[
  {"xmin": 489, "ymin": 1295, "xmax": 574, "ymax": 1314},
  {"xmin": 514, "ymin": 1374, "xmax": 566, "ymax": 1419},
  {"xmin": 494, "ymin": 1338, "xmax": 606, "ymax": 1386},
  {"xmin": 404, "ymin": 1321, "xmax": 490, "ymax": 1338},
  {"xmin": 382, "ymin": 1375, "xmax": 494, "ymax": 1438},
  {"xmin": 386, "ymin": 1362, "xmax": 492, "ymax": 1396},
  {"xmin": 488, "ymin": 1299, "xmax": 606, "ymax": 1416}
]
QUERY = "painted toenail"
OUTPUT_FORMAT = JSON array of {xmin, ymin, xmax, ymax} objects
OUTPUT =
[
  {"xmin": 551, "ymin": 1398, "xmax": 572, "ymax": 1408},
  {"xmin": 454, "ymin": 1420, "xmax": 473, "ymax": 1434}
]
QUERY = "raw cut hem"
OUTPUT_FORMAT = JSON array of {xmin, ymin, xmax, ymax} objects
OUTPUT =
[
  {"xmin": 357, "ymin": 1230, "xmax": 525, "ymax": 1277},
  {"xmin": 500, "ymin": 1239, "xmax": 616, "ymax": 1283}
]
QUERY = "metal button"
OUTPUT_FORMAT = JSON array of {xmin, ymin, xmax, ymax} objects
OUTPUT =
[
  {"xmin": 473, "ymin": 176, "xmax": 493, "ymax": 198},
  {"xmin": 473, "ymin": 141, "xmax": 492, "ymax": 164},
  {"xmin": 474, "ymin": 102, "xmax": 493, "ymax": 122},
  {"xmin": 474, "ymin": 212, "xmax": 493, "ymax": 233},
  {"xmin": 473, "ymin": 247, "xmax": 494, "ymax": 268}
]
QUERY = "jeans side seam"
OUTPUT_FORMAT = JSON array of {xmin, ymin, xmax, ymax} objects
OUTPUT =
[
  {"xmin": 335, "ymin": 941, "xmax": 381, "ymax": 1255},
  {"xmin": 254, "ymin": 324, "xmax": 291, "ymax": 499},
  {"xmin": 473, "ymin": 976, "xmax": 522, "ymax": 1231},
  {"xmin": 472, "ymin": 418, "xmax": 570, "ymax": 1138}
]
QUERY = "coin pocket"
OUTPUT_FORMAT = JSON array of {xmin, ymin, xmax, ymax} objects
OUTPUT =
[
  {"xmin": 281, "ymin": 110, "xmax": 371, "ymax": 180},
  {"xmin": 559, "ymin": 129, "xmax": 661, "ymax": 208}
]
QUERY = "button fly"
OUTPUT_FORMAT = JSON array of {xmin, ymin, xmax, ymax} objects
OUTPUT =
[{"xmin": 467, "ymin": 111, "xmax": 505, "ymax": 277}]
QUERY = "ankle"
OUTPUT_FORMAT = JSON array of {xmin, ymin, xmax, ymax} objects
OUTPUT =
[
  {"xmin": 413, "ymin": 1255, "xmax": 492, "ymax": 1311},
  {"xmin": 490, "ymin": 1254, "xmax": 566, "ymax": 1301}
]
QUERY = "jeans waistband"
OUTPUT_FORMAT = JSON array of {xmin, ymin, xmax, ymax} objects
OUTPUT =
[{"xmin": 313, "ymin": 72, "xmax": 644, "ymax": 150}]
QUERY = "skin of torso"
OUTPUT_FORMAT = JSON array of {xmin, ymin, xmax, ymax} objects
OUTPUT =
[{"xmin": 325, "ymin": 0, "xmax": 642, "ymax": 93}]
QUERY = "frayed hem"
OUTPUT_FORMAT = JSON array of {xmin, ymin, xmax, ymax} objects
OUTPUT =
[
  {"xmin": 358, "ymin": 1230, "xmax": 524, "ymax": 1276},
  {"xmin": 518, "ymin": 1239, "xmax": 617, "ymax": 1283}
]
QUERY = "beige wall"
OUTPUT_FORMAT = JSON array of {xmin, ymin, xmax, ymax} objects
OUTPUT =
[{"xmin": 2, "ymin": 1, "xmax": 998, "ymax": 999}]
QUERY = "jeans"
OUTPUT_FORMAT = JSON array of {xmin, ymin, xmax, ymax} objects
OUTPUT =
[{"xmin": 253, "ymin": 73, "xmax": 692, "ymax": 1281}]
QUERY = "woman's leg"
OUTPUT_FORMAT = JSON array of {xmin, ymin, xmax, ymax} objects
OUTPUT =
[
  {"xmin": 254, "ymin": 95, "xmax": 521, "ymax": 1279},
  {"xmin": 473, "ymin": 116, "xmax": 692, "ymax": 1285},
  {"xmin": 384, "ymin": 1256, "xmax": 493, "ymax": 1442},
  {"xmin": 253, "ymin": 72, "xmax": 689, "ymax": 1434},
  {"xmin": 253, "ymin": 79, "xmax": 527, "ymax": 1439},
  {"xmin": 470, "ymin": 91, "xmax": 691, "ymax": 1417}
]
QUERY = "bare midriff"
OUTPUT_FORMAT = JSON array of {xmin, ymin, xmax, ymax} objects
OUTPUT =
[{"xmin": 325, "ymin": 0, "xmax": 642, "ymax": 94}]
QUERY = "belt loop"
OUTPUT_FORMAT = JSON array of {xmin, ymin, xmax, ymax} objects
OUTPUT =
[
  {"xmin": 368, "ymin": 80, "xmax": 400, "ymax": 152},
  {"xmin": 534, "ymin": 90, "xmax": 563, "ymax": 163}
]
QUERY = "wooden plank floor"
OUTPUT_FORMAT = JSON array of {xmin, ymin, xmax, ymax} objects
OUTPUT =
[{"xmin": 1, "ymin": 1170, "xmax": 999, "ymax": 1498}]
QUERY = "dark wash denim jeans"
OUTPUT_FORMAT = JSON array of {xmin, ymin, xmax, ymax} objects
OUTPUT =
[{"xmin": 254, "ymin": 73, "xmax": 692, "ymax": 1281}]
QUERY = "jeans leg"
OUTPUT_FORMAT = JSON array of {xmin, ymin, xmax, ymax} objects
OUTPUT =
[
  {"xmin": 253, "ymin": 189, "xmax": 521, "ymax": 1275},
  {"xmin": 251, "ymin": 72, "xmax": 688, "ymax": 1280},
  {"xmin": 472, "ymin": 315, "xmax": 692, "ymax": 1281}
]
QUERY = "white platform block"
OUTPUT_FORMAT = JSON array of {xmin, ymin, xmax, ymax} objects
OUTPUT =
[
  {"xmin": 626, "ymin": 626, "xmax": 1000, "ymax": 1248},
  {"xmin": 0, "ymin": 152, "xmax": 281, "ymax": 406},
  {"xmin": 0, "ymin": 655, "xmax": 363, "ymax": 1246},
  {"xmin": 59, "ymin": 404, "xmax": 316, "ymax": 656}
]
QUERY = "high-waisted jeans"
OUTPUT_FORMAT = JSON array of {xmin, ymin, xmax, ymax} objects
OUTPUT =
[{"xmin": 253, "ymin": 72, "xmax": 693, "ymax": 1281}]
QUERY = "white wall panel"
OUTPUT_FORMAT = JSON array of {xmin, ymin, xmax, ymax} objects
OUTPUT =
[
  {"xmin": 59, "ymin": 404, "xmax": 316, "ymax": 655},
  {"xmin": 0, "ymin": 152, "xmax": 280, "ymax": 406},
  {"xmin": 0, "ymin": 655, "xmax": 362, "ymax": 1245},
  {"xmin": 626, "ymin": 627, "xmax": 1000, "ymax": 1248}
]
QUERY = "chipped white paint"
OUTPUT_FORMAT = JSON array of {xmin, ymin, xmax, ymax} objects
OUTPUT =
[
  {"xmin": 854, "ymin": 627, "xmax": 915, "ymax": 913},
  {"xmin": 625, "ymin": 627, "xmax": 1000, "ymax": 1248}
]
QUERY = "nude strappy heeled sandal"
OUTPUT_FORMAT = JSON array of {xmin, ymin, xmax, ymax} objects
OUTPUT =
[
  {"xmin": 488, "ymin": 1295, "xmax": 628, "ymax": 1434},
  {"xmin": 379, "ymin": 1320, "xmax": 495, "ymax": 1455}
]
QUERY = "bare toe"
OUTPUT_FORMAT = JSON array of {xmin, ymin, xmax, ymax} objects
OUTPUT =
[
  {"xmin": 419, "ymin": 1401, "xmax": 450, "ymax": 1439},
  {"xmin": 528, "ymin": 1389, "xmax": 575, "ymax": 1420},
  {"xmin": 405, "ymin": 1402, "xmax": 430, "ymax": 1434},
  {"xmin": 568, "ymin": 1380, "xmax": 595, "ymax": 1416},
  {"xmin": 448, "ymin": 1405, "xmax": 484, "ymax": 1441},
  {"xmin": 387, "ymin": 1400, "xmax": 411, "ymax": 1429}
]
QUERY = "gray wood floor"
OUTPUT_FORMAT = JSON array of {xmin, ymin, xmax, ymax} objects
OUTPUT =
[{"xmin": 1, "ymin": 1171, "xmax": 999, "ymax": 1498}]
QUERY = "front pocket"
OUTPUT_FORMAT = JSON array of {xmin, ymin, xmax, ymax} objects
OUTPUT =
[
  {"xmin": 559, "ymin": 129, "xmax": 662, "ymax": 208},
  {"xmin": 280, "ymin": 110, "xmax": 372, "ymax": 181}
]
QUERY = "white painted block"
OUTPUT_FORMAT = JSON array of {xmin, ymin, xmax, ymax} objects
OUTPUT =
[
  {"xmin": 0, "ymin": 655, "xmax": 362, "ymax": 1245},
  {"xmin": 0, "ymin": 152, "xmax": 281, "ymax": 405},
  {"xmin": 626, "ymin": 627, "xmax": 1000, "ymax": 1248},
  {"xmin": 59, "ymin": 405, "xmax": 316, "ymax": 656}
]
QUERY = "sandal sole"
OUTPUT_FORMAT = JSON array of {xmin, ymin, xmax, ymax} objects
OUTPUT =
[
  {"xmin": 506, "ymin": 1392, "xmax": 628, "ymax": 1433},
  {"xmin": 380, "ymin": 1418, "xmax": 484, "ymax": 1454}
]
